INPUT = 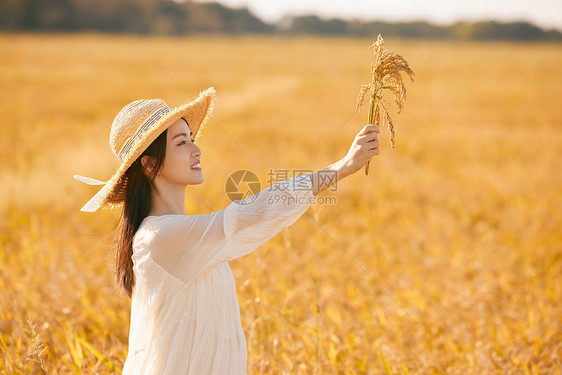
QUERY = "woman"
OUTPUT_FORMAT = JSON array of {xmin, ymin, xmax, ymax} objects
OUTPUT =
[{"xmin": 74, "ymin": 88, "xmax": 381, "ymax": 374}]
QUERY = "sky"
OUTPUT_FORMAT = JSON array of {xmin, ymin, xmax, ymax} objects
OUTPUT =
[{"xmin": 194, "ymin": 0, "xmax": 562, "ymax": 31}]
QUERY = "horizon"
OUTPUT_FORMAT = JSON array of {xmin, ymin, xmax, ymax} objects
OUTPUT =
[{"xmin": 192, "ymin": 0, "xmax": 562, "ymax": 31}]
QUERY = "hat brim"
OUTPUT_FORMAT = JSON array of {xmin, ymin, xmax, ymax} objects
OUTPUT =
[{"xmin": 78, "ymin": 87, "xmax": 216, "ymax": 212}]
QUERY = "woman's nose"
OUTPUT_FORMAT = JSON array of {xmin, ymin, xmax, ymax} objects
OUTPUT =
[{"xmin": 192, "ymin": 144, "xmax": 201, "ymax": 156}]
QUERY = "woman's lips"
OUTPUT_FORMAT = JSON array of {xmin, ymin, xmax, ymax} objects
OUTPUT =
[{"xmin": 191, "ymin": 162, "xmax": 201, "ymax": 171}]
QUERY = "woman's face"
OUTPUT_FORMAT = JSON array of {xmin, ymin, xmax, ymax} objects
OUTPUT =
[{"xmin": 145, "ymin": 117, "xmax": 203, "ymax": 186}]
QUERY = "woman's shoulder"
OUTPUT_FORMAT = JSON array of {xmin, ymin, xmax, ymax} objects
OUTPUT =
[
  {"xmin": 140, "ymin": 214, "xmax": 189, "ymax": 226},
  {"xmin": 140, "ymin": 211, "xmax": 222, "ymax": 227},
  {"xmin": 136, "ymin": 211, "xmax": 225, "ymax": 241}
]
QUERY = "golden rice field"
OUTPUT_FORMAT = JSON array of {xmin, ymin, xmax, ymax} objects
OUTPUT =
[{"xmin": 0, "ymin": 32, "xmax": 561, "ymax": 374}]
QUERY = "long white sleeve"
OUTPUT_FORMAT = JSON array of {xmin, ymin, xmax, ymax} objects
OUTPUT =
[{"xmin": 222, "ymin": 172, "xmax": 315, "ymax": 259}]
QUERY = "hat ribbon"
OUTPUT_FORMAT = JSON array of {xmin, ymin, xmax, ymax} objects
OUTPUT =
[
  {"xmin": 117, "ymin": 106, "xmax": 173, "ymax": 161},
  {"xmin": 73, "ymin": 175, "xmax": 108, "ymax": 186}
]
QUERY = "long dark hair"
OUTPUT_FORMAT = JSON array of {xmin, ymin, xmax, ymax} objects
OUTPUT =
[{"xmin": 114, "ymin": 129, "xmax": 167, "ymax": 298}]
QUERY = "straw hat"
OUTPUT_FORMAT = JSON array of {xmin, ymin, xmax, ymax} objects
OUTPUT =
[{"xmin": 73, "ymin": 87, "xmax": 216, "ymax": 213}]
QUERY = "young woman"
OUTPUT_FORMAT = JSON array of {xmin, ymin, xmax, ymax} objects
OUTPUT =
[{"xmin": 74, "ymin": 88, "xmax": 381, "ymax": 374}]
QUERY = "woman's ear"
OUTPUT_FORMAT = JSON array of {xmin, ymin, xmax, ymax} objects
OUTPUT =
[{"xmin": 141, "ymin": 155, "xmax": 155, "ymax": 175}]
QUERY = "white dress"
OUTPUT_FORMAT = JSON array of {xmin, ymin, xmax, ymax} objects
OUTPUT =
[{"xmin": 122, "ymin": 173, "xmax": 315, "ymax": 374}]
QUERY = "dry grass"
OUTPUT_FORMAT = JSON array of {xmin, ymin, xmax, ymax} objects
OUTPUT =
[{"xmin": 0, "ymin": 32, "xmax": 561, "ymax": 374}]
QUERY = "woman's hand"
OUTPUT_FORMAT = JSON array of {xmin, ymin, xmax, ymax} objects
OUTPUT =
[
  {"xmin": 340, "ymin": 124, "xmax": 381, "ymax": 175},
  {"xmin": 310, "ymin": 124, "xmax": 381, "ymax": 196}
]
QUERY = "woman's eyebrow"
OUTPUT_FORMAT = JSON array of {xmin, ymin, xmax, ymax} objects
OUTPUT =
[{"xmin": 172, "ymin": 131, "xmax": 193, "ymax": 140}]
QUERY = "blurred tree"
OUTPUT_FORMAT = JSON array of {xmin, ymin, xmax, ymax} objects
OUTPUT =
[
  {"xmin": 203, "ymin": 2, "xmax": 273, "ymax": 34},
  {"xmin": 285, "ymin": 15, "xmax": 347, "ymax": 35},
  {"xmin": 349, "ymin": 20, "xmax": 450, "ymax": 38},
  {"xmin": 471, "ymin": 21, "xmax": 545, "ymax": 41},
  {"xmin": 151, "ymin": 0, "xmax": 187, "ymax": 35}
]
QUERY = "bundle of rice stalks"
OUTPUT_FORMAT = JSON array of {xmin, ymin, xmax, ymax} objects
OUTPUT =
[{"xmin": 356, "ymin": 34, "xmax": 415, "ymax": 175}]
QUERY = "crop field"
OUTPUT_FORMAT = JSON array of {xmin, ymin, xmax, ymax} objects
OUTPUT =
[{"xmin": 0, "ymin": 32, "xmax": 560, "ymax": 374}]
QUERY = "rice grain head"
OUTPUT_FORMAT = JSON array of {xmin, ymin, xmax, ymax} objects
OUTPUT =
[{"xmin": 356, "ymin": 34, "xmax": 415, "ymax": 174}]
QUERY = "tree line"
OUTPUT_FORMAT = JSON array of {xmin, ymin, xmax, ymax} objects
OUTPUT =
[{"xmin": 1, "ymin": 0, "xmax": 560, "ymax": 41}]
